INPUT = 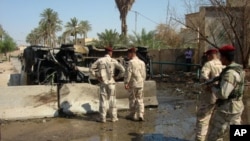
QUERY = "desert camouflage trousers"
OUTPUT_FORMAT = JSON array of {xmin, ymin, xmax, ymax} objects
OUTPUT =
[
  {"xmin": 207, "ymin": 110, "xmax": 242, "ymax": 141},
  {"xmin": 196, "ymin": 91, "xmax": 217, "ymax": 141},
  {"xmin": 196, "ymin": 104, "xmax": 215, "ymax": 141},
  {"xmin": 128, "ymin": 87, "xmax": 144, "ymax": 118},
  {"xmin": 99, "ymin": 83, "xmax": 117, "ymax": 120}
]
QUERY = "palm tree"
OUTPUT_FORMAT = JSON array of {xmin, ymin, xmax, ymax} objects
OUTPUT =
[
  {"xmin": 26, "ymin": 27, "xmax": 42, "ymax": 45},
  {"xmin": 64, "ymin": 17, "xmax": 92, "ymax": 45},
  {"xmin": 65, "ymin": 17, "xmax": 79, "ymax": 44},
  {"xmin": 115, "ymin": 0, "xmax": 135, "ymax": 36},
  {"xmin": 79, "ymin": 20, "xmax": 92, "ymax": 39},
  {"xmin": 39, "ymin": 8, "xmax": 62, "ymax": 47},
  {"xmin": 95, "ymin": 29, "xmax": 121, "ymax": 47},
  {"xmin": 129, "ymin": 28, "xmax": 161, "ymax": 49},
  {"xmin": 38, "ymin": 24, "xmax": 50, "ymax": 46}
]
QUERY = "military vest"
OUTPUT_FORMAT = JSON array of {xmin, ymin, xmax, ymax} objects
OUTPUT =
[{"xmin": 218, "ymin": 63, "xmax": 245, "ymax": 101}]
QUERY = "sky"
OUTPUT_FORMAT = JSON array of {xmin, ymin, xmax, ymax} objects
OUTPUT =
[{"xmin": 0, "ymin": 0, "xmax": 188, "ymax": 45}]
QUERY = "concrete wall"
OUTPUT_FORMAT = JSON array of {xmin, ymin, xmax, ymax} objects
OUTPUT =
[
  {"xmin": 186, "ymin": 12, "xmax": 200, "ymax": 29},
  {"xmin": 227, "ymin": 0, "xmax": 250, "ymax": 7},
  {"xmin": 148, "ymin": 49, "xmax": 197, "ymax": 74}
]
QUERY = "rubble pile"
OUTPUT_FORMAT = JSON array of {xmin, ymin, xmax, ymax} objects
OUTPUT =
[
  {"xmin": 158, "ymin": 83, "xmax": 200, "ymax": 100},
  {"xmin": 153, "ymin": 71, "xmax": 198, "ymax": 83}
]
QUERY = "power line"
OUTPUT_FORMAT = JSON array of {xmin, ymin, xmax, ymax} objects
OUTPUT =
[
  {"xmin": 130, "ymin": 10, "xmax": 138, "ymax": 33},
  {"xmin": 130, "ymin": 10, "xmax": 159, "ymax": 25}
]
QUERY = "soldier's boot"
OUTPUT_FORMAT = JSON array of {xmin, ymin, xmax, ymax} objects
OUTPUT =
[
  {"xmin": 138, "ymin": 113, "xmax": 144, "ymax": 122},
  {"xmin": 110, "ymin": 111, "xmax": 119, "ymax": 123},
  {"xmin": 125, "ymin": 113, "xmax": 136, "ymax": 121},
  {"xmin": 96, "ymin": 117, "xmax": 106, "ymax": 123},
  {"xmin": 195, "ymin": 135, "xmax": 206, "ymax": 141},
  {"xmin": 109, "ymin": 106, "xmax": 118, "ymax": 122},
  {"xmin": 138, "ymin": 117, "xmax": 144, "ymax": 121},
  {"xmin": 97, "ymin": 112, "xmax": 106, "ymax": 123},
  {"xmin": 111, "ymin": 117, "xmax": 119, "ymax": 122}
]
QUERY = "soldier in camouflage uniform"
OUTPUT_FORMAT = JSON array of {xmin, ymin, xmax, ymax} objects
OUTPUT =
[
  {"xmin": 90, "ymin": 47, "xmax": 125, "ymax": 123},
  {"xmin": 207, "ymin": 45, "xmax": 245, "ymax": 141},
  {"xmin": 124, "ymin": 47, "xmax": 146, "ymax": 121},
  {"xmin": 196, "ymin": 49, "xmax": 224, "ymax": 141}
]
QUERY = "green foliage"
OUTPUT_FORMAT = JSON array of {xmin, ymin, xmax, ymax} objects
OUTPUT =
[
  {"xmin": 129, "ymin": 28, "xmax": 165, "ymax": 49},
  {"xmin": 94, "ymin": 29, "xmax": 126, "ymax": 48},
  {"xmin": 26, "ymin": 27, "xmax": 42, "ymax": 45},
  {"xmin": 129, "ymin": 28, "xmax": 154, "ymax": 47},
  {"xmin": 63, "ymin": 17, "xmax": 92, "ymax": 44},
  {"xmin": 93, "ymin": 28, "xmax": 166, "ymax": 49},
  {"xmin": 79, "ymin": 20, "xmax": 92, "ymax": 38},
  {"xmin": 0, "ymin": 34, "xmax": 16, "ymax": 55},
  {"xmin": 115, "ymin": 0, "xmax": 135, "ymax": 36},
  {"xmin": 0, "ymin": 25, "xmax": 6, "ymax": 41},
  {"xmin": 26, "ymin": 8, "xmax": 62, "ymax": 46}
]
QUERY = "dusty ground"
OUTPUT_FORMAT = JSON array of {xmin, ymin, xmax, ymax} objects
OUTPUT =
[
  {"xmin": 0, "ymin": 59, "xmax": 19, "ymax": 86},
  {"xmin": 0, "ymin": 61, "xmax": 16, "ymax": 73},
  {"xmin": 0, "ymin": 51, "xmax": 21, "ymax": 87},
  {"xmin": 1, "ymin": 83, "xmax": 196, "ymax": 141},
  {"xmin": 0, "ymin": 55, "xmax": 249, "ymax": 141}
]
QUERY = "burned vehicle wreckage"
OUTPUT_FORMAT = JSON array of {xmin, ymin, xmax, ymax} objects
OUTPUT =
[{"xmin": 21, "ymin": 44, "xmax": 151, "ymax": 85}]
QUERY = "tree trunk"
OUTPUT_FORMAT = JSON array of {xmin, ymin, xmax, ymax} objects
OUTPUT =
[
  {"xmin": 121, "ymin": 18, "xmax": 127, "ymax": 36},
  {"xmin": 83, "ymin": 33, "xmax": 86, "ymax": 46},
  {"xmin": 84, "ymin": 32, "xmax": 87, "ymax": 38},
  {"xmin": 75, "ymin": 34, "xmax": 77, "ymax": 45}
]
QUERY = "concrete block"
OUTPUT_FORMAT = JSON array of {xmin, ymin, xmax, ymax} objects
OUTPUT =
[
  {"xmin": 115, "ymin": 80, "xmax": 158, "ymax": 108},
  {"xmin": 9, "ymin": 73, "xmax": 21, "ymax": 86},
  {"xmin": 0, "ymin": 85, "xmax": 57, "ymax": 120},
  {"xmin": 0, "ymin": 81, "xmax": 157, "ymax": 120},
  {"xmin": 0, "ymin": 73, "xmax": 21, "ymax": 86},
  {"xmin": 60, "ymin": 81, "xmax": 158, "ymax": 115},
  {"xmin": 59, "ymin": 83, "xmax": 100, "ymax": 114}
]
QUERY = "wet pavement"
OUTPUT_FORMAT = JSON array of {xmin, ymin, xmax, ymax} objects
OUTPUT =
[{"xmin": 0, "ymin": 83, "xmax": 197, "ymax": 141}]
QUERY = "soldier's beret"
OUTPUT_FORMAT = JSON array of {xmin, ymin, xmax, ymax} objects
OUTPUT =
[
  {"xmin": 205, "ymin": 49, "xmax": 218, "ymax": 55},
  {"xmin": 219, "ymin": 45, "xmax": 235, "ymax": 53},
  {"xmin": 128, "ymin": 47, "xmax": 136, "ymax": 53},
  {"xmin": 105, "ymin": 47, "xmax": 113, "ymax": 52}
]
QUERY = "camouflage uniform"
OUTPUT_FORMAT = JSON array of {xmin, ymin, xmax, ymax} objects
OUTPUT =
[
  {"xmin": 124, "ymin": 56, "xmax": 146, "ymax": 120},
  {"xmin": 90, "ymin": 54, "xmax": 125, "ymax": 122},
  {"xmin": 207, "ymin": 62, "xmax": 245, "ymax": 141},
  {"xmin": 196, "ymin": 59, "xmax": 224, "ymax": 141}
]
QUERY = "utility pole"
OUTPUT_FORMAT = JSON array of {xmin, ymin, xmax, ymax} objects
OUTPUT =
[
  {"xmin": 166, "ymin": 0, "xmax": 170, "ymax": 25},
  {"xmin": 131, "ymin": 10, "xmax": 138, "ymax": 33},
  {"xmin": 135, "ymin": 11, "xmax": 137, "ymax": 33}
]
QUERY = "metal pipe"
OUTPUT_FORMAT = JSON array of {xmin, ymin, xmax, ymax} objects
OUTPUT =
[
  {"xmin": 152, "ymin": 61, "xmax": 201, "ymax": 67},
  {"xmin": 160, "ymin": 64, "xmax": 163, "ymax": 79}
]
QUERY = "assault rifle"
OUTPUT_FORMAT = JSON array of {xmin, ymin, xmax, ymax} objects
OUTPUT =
[{"xmin": 199, "ymin": 76, "xmax": 220, "ymax": 86}]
